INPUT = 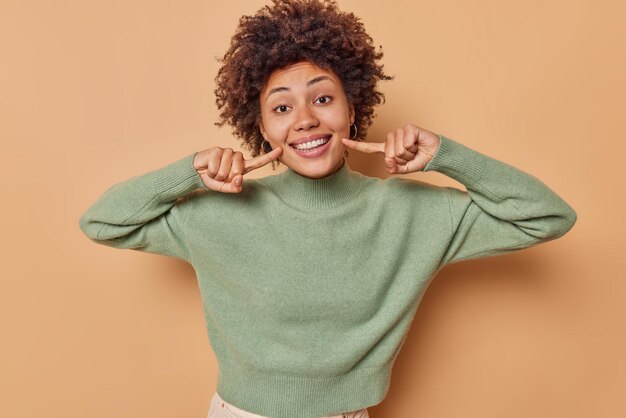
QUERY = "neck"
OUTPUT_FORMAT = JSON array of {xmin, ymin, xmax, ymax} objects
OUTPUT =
[
  {"xmin": 268, "ymin": 157, "xmax": 363, "ymax": 210},
  {"xmin": 291, "ymin": 158, "xmax": 346, "ymax": 180}
]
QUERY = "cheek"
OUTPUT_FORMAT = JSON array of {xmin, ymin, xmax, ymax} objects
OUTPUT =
[
  {"xmin": 325, "ymin": 99, "xmax": 351, "ymax": 127},
  {"xmin": 326, "ymin": 110, "xmax": 351, "ymax": 133},
  {"xmin": 260, "ymin": 114, "xmax": 288, "ymax": 140},
  {"xmin": 270, "ymin": 123, "xmax": 290, "ymax": 140}
]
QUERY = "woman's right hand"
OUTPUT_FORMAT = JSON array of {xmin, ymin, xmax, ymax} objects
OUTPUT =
[{"xmin": 192, "ymin": 146, "xmax": 283, "ymax": 193}]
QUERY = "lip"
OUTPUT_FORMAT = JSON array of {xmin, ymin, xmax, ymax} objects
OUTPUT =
[{"xmin": 289, "ymin": 135, "xmax": 333, "ymax": 158}]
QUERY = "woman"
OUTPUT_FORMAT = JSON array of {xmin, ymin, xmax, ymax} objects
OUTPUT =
[{"xmin": 79, "ymin": 1, "xmax": 577, "ymax": 417}]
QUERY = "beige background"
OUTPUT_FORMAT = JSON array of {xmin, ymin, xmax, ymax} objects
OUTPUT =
[{"xmin": 1, "ymin": 0, "xmax": 623, "ymax": 417}]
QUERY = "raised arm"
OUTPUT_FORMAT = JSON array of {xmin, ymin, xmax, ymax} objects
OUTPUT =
[
  {"xmin": 423, "ymin": 135, "xmax": 577, "ymax": 266},
  {"xmin": 342, "ymin": 124, "xmax": 577, "ymax": 267},
  {"xmin": 78, "ymin": 153, "xmax": 206, "ymax": 262},
  {"xmin": 78, "ymin": 146, "xmax": 283, "ymax": 261}
]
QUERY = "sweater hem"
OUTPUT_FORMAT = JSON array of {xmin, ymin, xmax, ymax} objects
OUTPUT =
[
  {"xmin": 153, "ymin": 152, "xmax": 207, "ymax": 196},
  {"xmin": 216, "ymin": 360, "xmax": 391, "ymax": 418},
  {"xmin": 423, "ymin": 135, "xmax": 486, "ymax": 185}
]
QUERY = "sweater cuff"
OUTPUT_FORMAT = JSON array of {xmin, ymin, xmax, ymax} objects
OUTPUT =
[
  {"xmin": 152, "ymin": 152, "xmax": 208, "ymax": 199},
  {"xmin": 423, "ymin": 135, "xmax": 486, "ymax": 186}
]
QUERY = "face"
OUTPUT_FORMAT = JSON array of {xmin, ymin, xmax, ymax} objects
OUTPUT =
[{"xmin": 259, "ymin": 61, "xmax": 355, "ymax": 179}]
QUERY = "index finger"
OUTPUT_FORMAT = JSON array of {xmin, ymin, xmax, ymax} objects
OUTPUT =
[
  {"xmin": 244, "ymin": 146, "xmax": 283, "ymax": 174},
  {"xmin": 341, "ymin": 138, "xmax": 385, "ymax": 154}
]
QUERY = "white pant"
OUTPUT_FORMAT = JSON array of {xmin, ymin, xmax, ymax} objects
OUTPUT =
[{"xmin": 208, "ymin": 392, "xmax": 370, "ymax": 418}]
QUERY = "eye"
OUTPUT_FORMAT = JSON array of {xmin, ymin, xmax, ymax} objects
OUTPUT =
[
  {"xmin": 273, "ymin": 105, "xmax": 290, "ymax": 113},
  {"xmin": 315, "ymin": 95, "xmax": 333, "ymax": 105}
]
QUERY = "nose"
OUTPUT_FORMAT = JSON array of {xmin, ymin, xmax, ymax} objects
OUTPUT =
[{"xmin": 293, "ymin": 105, "xmax": 320, "ymax": 131}]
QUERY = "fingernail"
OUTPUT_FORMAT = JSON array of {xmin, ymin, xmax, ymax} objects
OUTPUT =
[{"xmin": 235, "ymin": 177, "xmax": 242, "ymax": 186}]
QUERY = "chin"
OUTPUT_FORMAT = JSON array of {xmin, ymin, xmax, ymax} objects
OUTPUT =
[{"xmin": 290, "ymin": 157, "xmax": 344, "ymax": 179}]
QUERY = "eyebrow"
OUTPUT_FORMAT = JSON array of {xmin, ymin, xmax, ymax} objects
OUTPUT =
[{"xmin": 265, "ymin": 76, "xmax": 335, "ymax": 102}]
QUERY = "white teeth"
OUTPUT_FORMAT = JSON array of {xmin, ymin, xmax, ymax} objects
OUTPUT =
[{"xmin": 293, "ymin": 137, "xmax": 330, "ymax": 150}]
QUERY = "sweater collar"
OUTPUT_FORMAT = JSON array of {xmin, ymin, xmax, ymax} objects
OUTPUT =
[{"xmin": 268, "ymin": 158, "xmax": 363, "ymax": 210}]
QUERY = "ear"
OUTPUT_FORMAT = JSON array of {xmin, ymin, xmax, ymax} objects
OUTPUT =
[
  {"xmin": 349, "ymin": 104, "xmax": 355, "ymax": 125},
  {"xmin": 259, "ymin": 121, "xmax": 267, "ymax": 140}
]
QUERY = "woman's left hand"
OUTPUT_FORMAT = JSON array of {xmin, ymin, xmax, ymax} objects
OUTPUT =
[{"xmin": 342, "ymin": 123, "xmax": 441, "ymax": 174}]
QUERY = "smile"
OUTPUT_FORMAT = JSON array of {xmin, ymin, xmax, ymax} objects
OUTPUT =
[
  {"xmin": 290, "ymin": 135, "xmax": 331, "ymax": 151},
  {"xmin": 289, "ymin": 135, "xmax": 333, "ymax": 158}
]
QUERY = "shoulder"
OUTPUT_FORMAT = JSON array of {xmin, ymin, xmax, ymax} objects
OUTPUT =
[
  {"xmin": 364, "ymin": 173, "xmax": 448, "ymax": 199},
  {"xmin": 177, "ymin": 177, "xmax": 270, "ymax": 213},
  {"xmin": 344, "ymin": 171, "xmax": 452, "ymax": 213}
]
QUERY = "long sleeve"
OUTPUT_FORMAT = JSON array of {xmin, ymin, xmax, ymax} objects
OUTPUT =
[
  {"xmin": 424, "ymin": 135, "xmax": 577, "ymax": 267},
  {"xmin": 78, "ymin": 152, "xmax": 207, "ymax": 262}
]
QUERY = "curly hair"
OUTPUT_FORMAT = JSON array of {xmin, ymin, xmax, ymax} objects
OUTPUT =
[{"xmin": 214, "ymin": 0, "xmax": 392, "ymax": 167}]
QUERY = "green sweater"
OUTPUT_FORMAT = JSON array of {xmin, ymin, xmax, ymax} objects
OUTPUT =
[{"xmin": 79, "ymin": 135, "xmax": 576, "ymax": 417}]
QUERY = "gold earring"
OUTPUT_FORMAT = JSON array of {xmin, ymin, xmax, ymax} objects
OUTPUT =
[{"xmin": 349, "ymin": 124, "xmax": 358, "ymax": 140}]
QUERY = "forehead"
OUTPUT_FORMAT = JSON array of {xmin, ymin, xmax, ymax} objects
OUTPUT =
[{"xmin": 262, "ymin": 61, "xmax": 341, "ymax": 93}]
